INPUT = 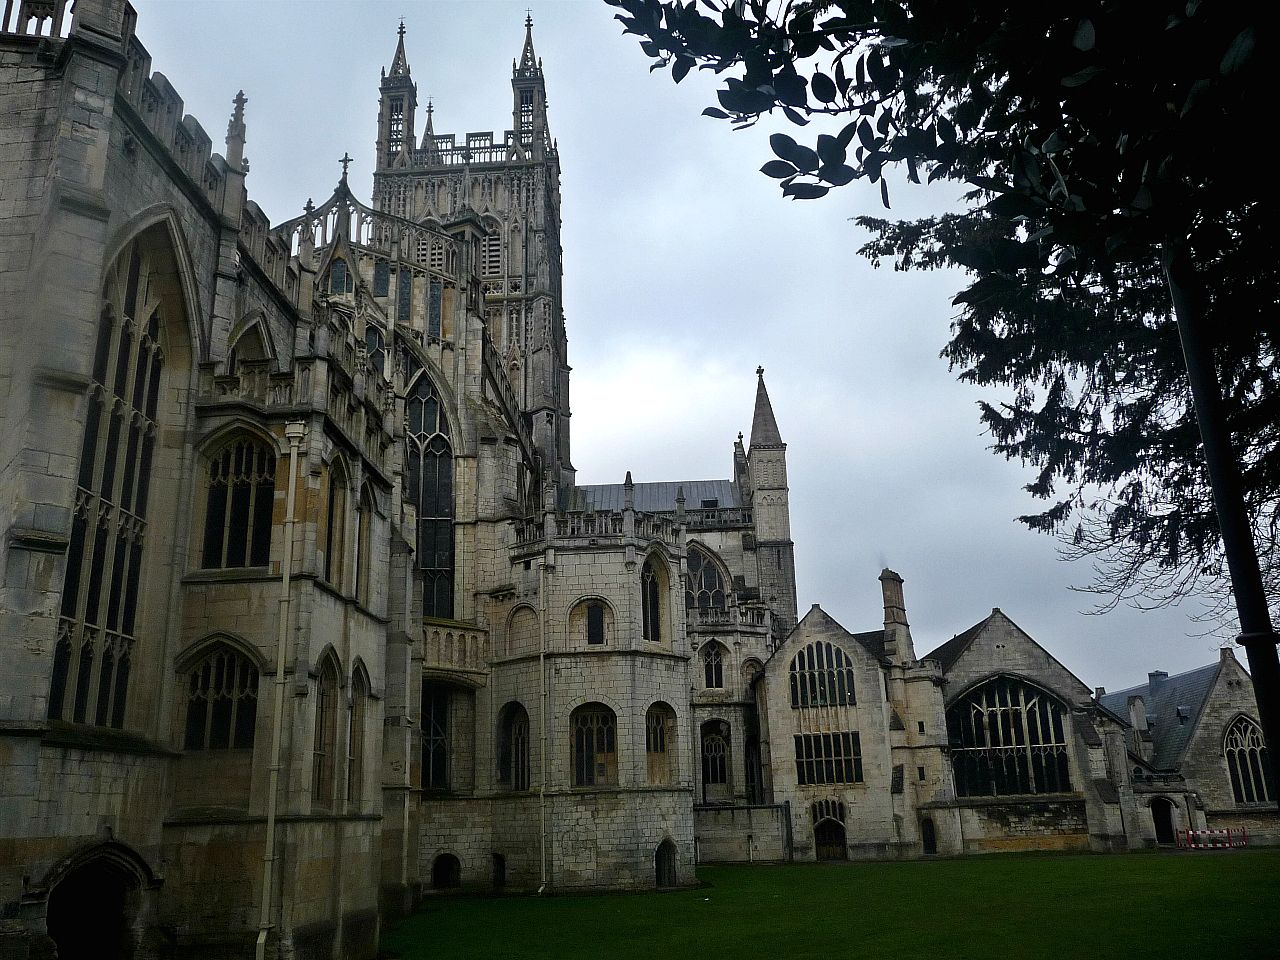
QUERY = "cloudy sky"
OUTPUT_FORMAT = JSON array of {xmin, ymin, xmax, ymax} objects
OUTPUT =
[{"xmin": 129, "ymin": 0, "xmax": 1231, "ymax": 690}]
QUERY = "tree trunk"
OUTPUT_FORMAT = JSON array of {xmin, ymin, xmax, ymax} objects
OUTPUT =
[{"xmin": 1163, "ymin": 240, "xmax": 1280, "ymax": 807}]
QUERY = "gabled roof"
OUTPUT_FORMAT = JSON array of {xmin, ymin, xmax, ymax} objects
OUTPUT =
[
  {"xmin": 779, "ymin": 606, "xmax": 888, "ymax": 664},
  {"xmin": 922, "ymin": 615, "xmax": 990, "ymax": 671},
  {"xmin": 565, "ymin": 479, "xmax": 739, "ymax": 514},
  {"xmin": 1100, "ymin": 661, "xmax": 1223, "ymax": 771}
]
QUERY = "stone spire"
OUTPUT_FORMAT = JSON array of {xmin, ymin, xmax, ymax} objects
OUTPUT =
[
  {"xmin": 749, "ymin": 366, "xmax": 783, "ymax": 449},
  {"xmin": 389, "ymin": 18, "xmax": 411, "ymax": 77},
  {"xmin": 515, "ymin": 12, "xmax": 541, "ymax": 78}
]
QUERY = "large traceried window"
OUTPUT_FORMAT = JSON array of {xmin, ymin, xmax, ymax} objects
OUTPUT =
[
  {"xmin": 51, "ymin": 238, "xmax": 170, "ymax": 728},
  {"xmin": 313, "ymin": 656, "xmax": 340, "ymax": 809},
  {"xmin": 571, "ymin": 703, "xmax": 617, "ymax": 787},
  {"xmin": 422, "ymin": 680, "xmax": 451, "ymax": 791},
  {"xmin": 1225, "ymin": 716, "xmax": 1274, "ymax": 805},
  {"xmin": 641, "ymin": 557, "xmax": 663, "ymax": 642},
  {"xmin": 497, "ymin": 701, "xmax": 530, "ymax": 791},
  {"xmin": 685, "ymin": 545, "xmax": 727, "ymax": 610},
  {"xmin": 183, "ymin": 642, "xmax": 259, "ymax": 750},
  {"xmin": 405, "ymin": 375, "xmax": 454, "ymax": 619},
  {"xmin": 947, "ymin": 676, "xmax": 1072, "ymax": 797},
  {"xmin": 790, "ymin": 641, "xmax": 856, "ymax": 708},
  {"xmin": 646, "ymin": 702, "xmax": 676, "ymax": 785},
  {"xmin": 202, "ymin": 438, "xmax": 275, "ymax": 569}
]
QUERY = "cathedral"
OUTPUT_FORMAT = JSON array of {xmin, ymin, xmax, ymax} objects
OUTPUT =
[{"xmin": 0, "ymin": 3, "xmax": 1275, "ymax": 959}]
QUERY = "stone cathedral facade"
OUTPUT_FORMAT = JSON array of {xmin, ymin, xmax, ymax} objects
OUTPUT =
[{"xmin": 0, "ymin": 4, "xmax": 1275, "ymax": 960}]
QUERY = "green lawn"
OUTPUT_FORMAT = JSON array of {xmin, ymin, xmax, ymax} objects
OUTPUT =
[{"xmin": 381, "ymin": 850, "xmax": 1280, "ymax": 960}]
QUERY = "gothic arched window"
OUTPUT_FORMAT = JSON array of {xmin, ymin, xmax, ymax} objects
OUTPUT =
[
  {"xmin": 641, "ymin": 557, "xmax": 663, "ymax": 642},
  {"xmin": 685, "ymin": 545, "xmax": 727, "ymax": 611},
  {"xmin": 1225, "ymin": 716, "xmax": 1274, "ymax": 805},
  {"xmin": 323, "ymin": 458, "xmax": 349, "ymax": 589},
  {"xmin": 701, "ymin": 719, "xmax": 731, "ymax": 799},
  {"xmin": 646, "ymin": 702, "xmax": 676, "ymax": 785},
  {"xmin": 571, "ymin": 703, "xmax": 617, "ymax": 787},
  {"xmin": 422, "ymin": 680, "xmax": 451, "ymax": 791},
  {"xmin": 51, "ymin": 237, "xmax": 170, "ymax": 728},
  {"xmin": 202, "ymin": 438, "xmax": 276, "ymax": 569},
  {"xmin": 703, "ymin": 642, "xmax": 725, "ymax": 689},
  {"xmin": 405, "ymin": 375, "xmax": 454, "ymax": 619},
  {"xmin": 354, "ymin": 484, "xmax": 375, "ymax": 606},
  {"xmin": 946, "ymin": 676, "xmax": 1072, "ymax": 797},
  {"xmin": 364, "ymin": 323, "xmax": 386, "ymax": 374},
  {"xmin": 183, "ymin": 642, "xmax": 259, "ymax": 751},
  {"xmin": 497, "ymin": 701, "xmax": 531, "ymax": 791},
  {"xmin": 789, "ymin": 641, "xmax": 856, "ymax": 708},
  {"xmin": 327, "ymin": 258, "xmax": 352, "ymax": 294},
  {"xmin": 347, "ymin": 666, "xmax": 369, "ymax": 804},
  {"xmin": 312, "ymin": 655, "xmax": 341, "ymax": 810}
]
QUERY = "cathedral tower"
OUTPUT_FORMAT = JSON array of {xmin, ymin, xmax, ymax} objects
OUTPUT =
[
  {"xmin": 747, "ymin": 368, "xmax": 797, "ymax": 631},
  {"xmin": 370, "ymin": 19, "xmax": 573, "ymax": 489}
]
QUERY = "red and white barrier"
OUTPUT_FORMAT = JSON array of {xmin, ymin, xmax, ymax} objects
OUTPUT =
[{"xmin": 1178, "ymin": 828, "xmax": 1248, "ymax": 849}]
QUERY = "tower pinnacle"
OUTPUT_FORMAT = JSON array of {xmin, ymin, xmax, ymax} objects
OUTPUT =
[
  {"xmin": 389, "ymin": 19, "xmax": 411, "ymax": 77},
  {"xmin": 749, "ymin": 368, "xmax": 783, "ymax": 448}
]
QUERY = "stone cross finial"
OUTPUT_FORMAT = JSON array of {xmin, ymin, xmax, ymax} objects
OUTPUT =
[
  {"xmin": 398, "ymin": 17, "xmax": 405, "ymax": 38},
  {"xmin": 304, "ymin": 197, "xmax": 315, "ymax": 215},
  {"xmin": 756, "ymin": 365, "xmax": 765, "ymax": 378},
  {"xmin": 340, "ymin": 152, "xmax": 353, "ymax": 177},
  {"xmin": 525, "ymin": 8, "xmax": 533, "ymax": 27}
]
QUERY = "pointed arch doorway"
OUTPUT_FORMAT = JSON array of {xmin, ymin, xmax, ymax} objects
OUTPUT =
[
  {"xmin": 814, "ymin": 819, "xmax": 847, "ymax": 861},
  {"xmin": 45, "ymin": 855, "xmax": 143, "ymax": 959}
]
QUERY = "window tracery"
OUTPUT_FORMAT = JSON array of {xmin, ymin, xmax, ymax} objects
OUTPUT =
[
  {"xmin": 1225, "ymin": 715, "xmax": 1274, "ymax": 804},
  {"xmin": 405, "ymin": 375, "xmax": 453, "ymax": 619},
  {"xmin": 421, "ymin": 680, "xmax": 451, "ymax": 791},
  {"xmin": 946, "ymin": 676, "xmax": 1072, "ymax": 797},
  {"xmin": 51, "ymin": 238, "xmax": 169, "ymax": 727},
  {"xmin": 646, "ymin": 703, "xmax": 676, "ymax": 784},
  {"xmin": 701, "ymin": 719, "xmax": 731, "ymax": 791},
  {"xmin": 571, "ymin": 704, "xmax": 617, "ymax": 787},
  {"xmin": 794, "ymin": 732, "xmax": 862, "ymax": 785},
  {"xmin": 497, "ymin": 701, "xmax": 530, "ymax": 791},
  {"xmin": 641, "ymin": 557, "xmax": 663, "ymax": 642},
  {"xmin": 313, "ymin": 656, "xmax": 340, "ymax": 808},
  {"xmin": 703, "ymin": 642, "xmax": 725, "ymax": 689},
  {"xmin": 183, "ymin": 643, "xmax": 258, "ymax": 750},
  {"xmin": 789, "ymin": 641, "xmax": 856, "ymax": 708},
  {"xmin": 685, "ymin": 545, "xmax": 727, "ymax": 610},
  {"xmin": 347, "ymin": 668, "xmax": 368, "ymax": 803},
  {"xmin": 201, "ymin": 438, "xmax": 275, "ymax": 569}
]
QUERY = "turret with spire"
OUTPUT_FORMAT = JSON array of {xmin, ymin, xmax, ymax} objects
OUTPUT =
[
  {"xmin": 511, "ymin": 13, "xmax": 551, "ymax": 156},
  {"xmin": 376, "ymin": 20, "xmax": 418, "ymax": 170},
  {"xmin": 747, "ymin": 367, "xmax": 797, "ymax": 630}
]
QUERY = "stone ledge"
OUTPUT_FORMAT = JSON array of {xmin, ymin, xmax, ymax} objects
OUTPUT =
[{"xmin": 42, "ymin": 720, "xmax": 178, "ymax": 757}]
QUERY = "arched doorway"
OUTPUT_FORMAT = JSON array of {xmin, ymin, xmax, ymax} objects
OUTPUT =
[
  {"xmin": 46, "ymin": 856, "xmax": 141, "ymax": 959},
  {"xmin": 1152, "ymin": 797, "xmax": 1177, "ymax": 845},
  {"xmin": 655, "ymin": 839, "xmax": 678, "ymax": 888},
  {"xmin": 814, "ymin": 819, "xmax": 847, "ymax": 861},
  {"xmin": 431, "ymin": 853, "xmax": 461, "ymax": 889},
  {"xmin": 920, "ymin": 817, "xmax": 938, "ymax": 855}
]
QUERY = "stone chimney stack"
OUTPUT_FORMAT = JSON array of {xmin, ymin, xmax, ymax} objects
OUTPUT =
[
  {"xmin": 879, "ymin": 568, "xmax": 915, "ymax": 664},
  {"xmin": 1148, "ymin": 670, "xmax": 1169, "ymax": 690}
]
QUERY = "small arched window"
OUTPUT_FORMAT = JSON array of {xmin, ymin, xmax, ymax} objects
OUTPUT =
[
  {"xmin": 685, "ymin": 545, "xmax": 727, "ymax": 610},
  {"xmin": 571, "ymin": 703, "xmax": 617, "ymax": 787},
  {"xmin": 364, "ymin": 323, "xmax": 386, "ymax": 374},
  {"xmin": 323, "ymin": 459, "xmax": 349, "ymax": 588},
  {"xmin": 1225, "ymin": 716, "xmax": 1274, "ymax": 805},
  {"xmin": 703, "ymin": 642, "xmax": 725, "ymax": 689},
  {"xmin": 347, "ymin": 668, "xmax": 369, "ymax": 804},
  {"xmin": 641, "ymin": 557, "xmax": 663, "ymax": 642},
  {"xmin": 646, "ymin": 702, "xmax": 676, "ymax": 785},
  {"xmin": 183, "ymin": 643, "xmax": 259, "ymax": 750},
  {"xmin": 227, "ymin": 323, "xmax": 268, "ymax": 374},
  {"xmin": 587, "ymin": 601, "xmax": 605, "ymax": 645},
  {"xmin": 497, "ymin": 701, "xmax": 531, "ymax": 791},
  {"xmin": 701, "ymin": 719, "xmax": 731, "ymax": 798},
  {"xmin": 202, "ymin": 437, "xmax": 276, "ymax": 569},
  {"xmin": 789, "ymin": 641, "xmax": 856, "ymax": 708}
]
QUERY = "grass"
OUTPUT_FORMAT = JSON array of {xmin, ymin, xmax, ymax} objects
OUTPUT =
[{"xmin": 381, "ymin": 850, "xmax": 1280, "ymax": 960}]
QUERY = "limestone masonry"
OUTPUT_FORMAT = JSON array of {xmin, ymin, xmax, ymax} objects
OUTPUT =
[{"xmin": 0, "ymin": 3, "xmax": 1275, "ymax": 959}]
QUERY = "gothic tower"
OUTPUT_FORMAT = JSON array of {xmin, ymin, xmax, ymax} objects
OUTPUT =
[
  {"xmin": 747, "ymin": 368, "xmax": 797, "ymax": 631},
  {"xmin": 371, "ymin": 19, "xmax": 573, "ymax": 489}
]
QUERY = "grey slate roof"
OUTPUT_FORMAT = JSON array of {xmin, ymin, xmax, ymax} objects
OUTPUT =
[
  {"xmin": 564, "ymin": 479, "xmax": 740, "ymax": 514},
  {"xmin": 922, "ymin": 615, "xmax": 990, "ymax": 670},
  {"xmin": 1100, "ymin": 661, "xmax": 1222, "ymax": 771},
  {"xmin": 850, "ymin": 629, "xmax": 887, "ymax": 660}
]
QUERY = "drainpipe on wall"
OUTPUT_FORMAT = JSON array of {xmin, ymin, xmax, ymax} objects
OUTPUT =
[
  {"xmin": 256, "ymin": 420, "xmax": 306, "ymax": 960},
  {"xmin": 538, "ymin": 554, "xmax": 549, "ymax": 892}
]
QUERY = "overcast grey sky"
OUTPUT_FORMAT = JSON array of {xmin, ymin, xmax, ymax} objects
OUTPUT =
[{"xmin": 129, "ymin": 0, "xmax": 1231, "ymax": 690}]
